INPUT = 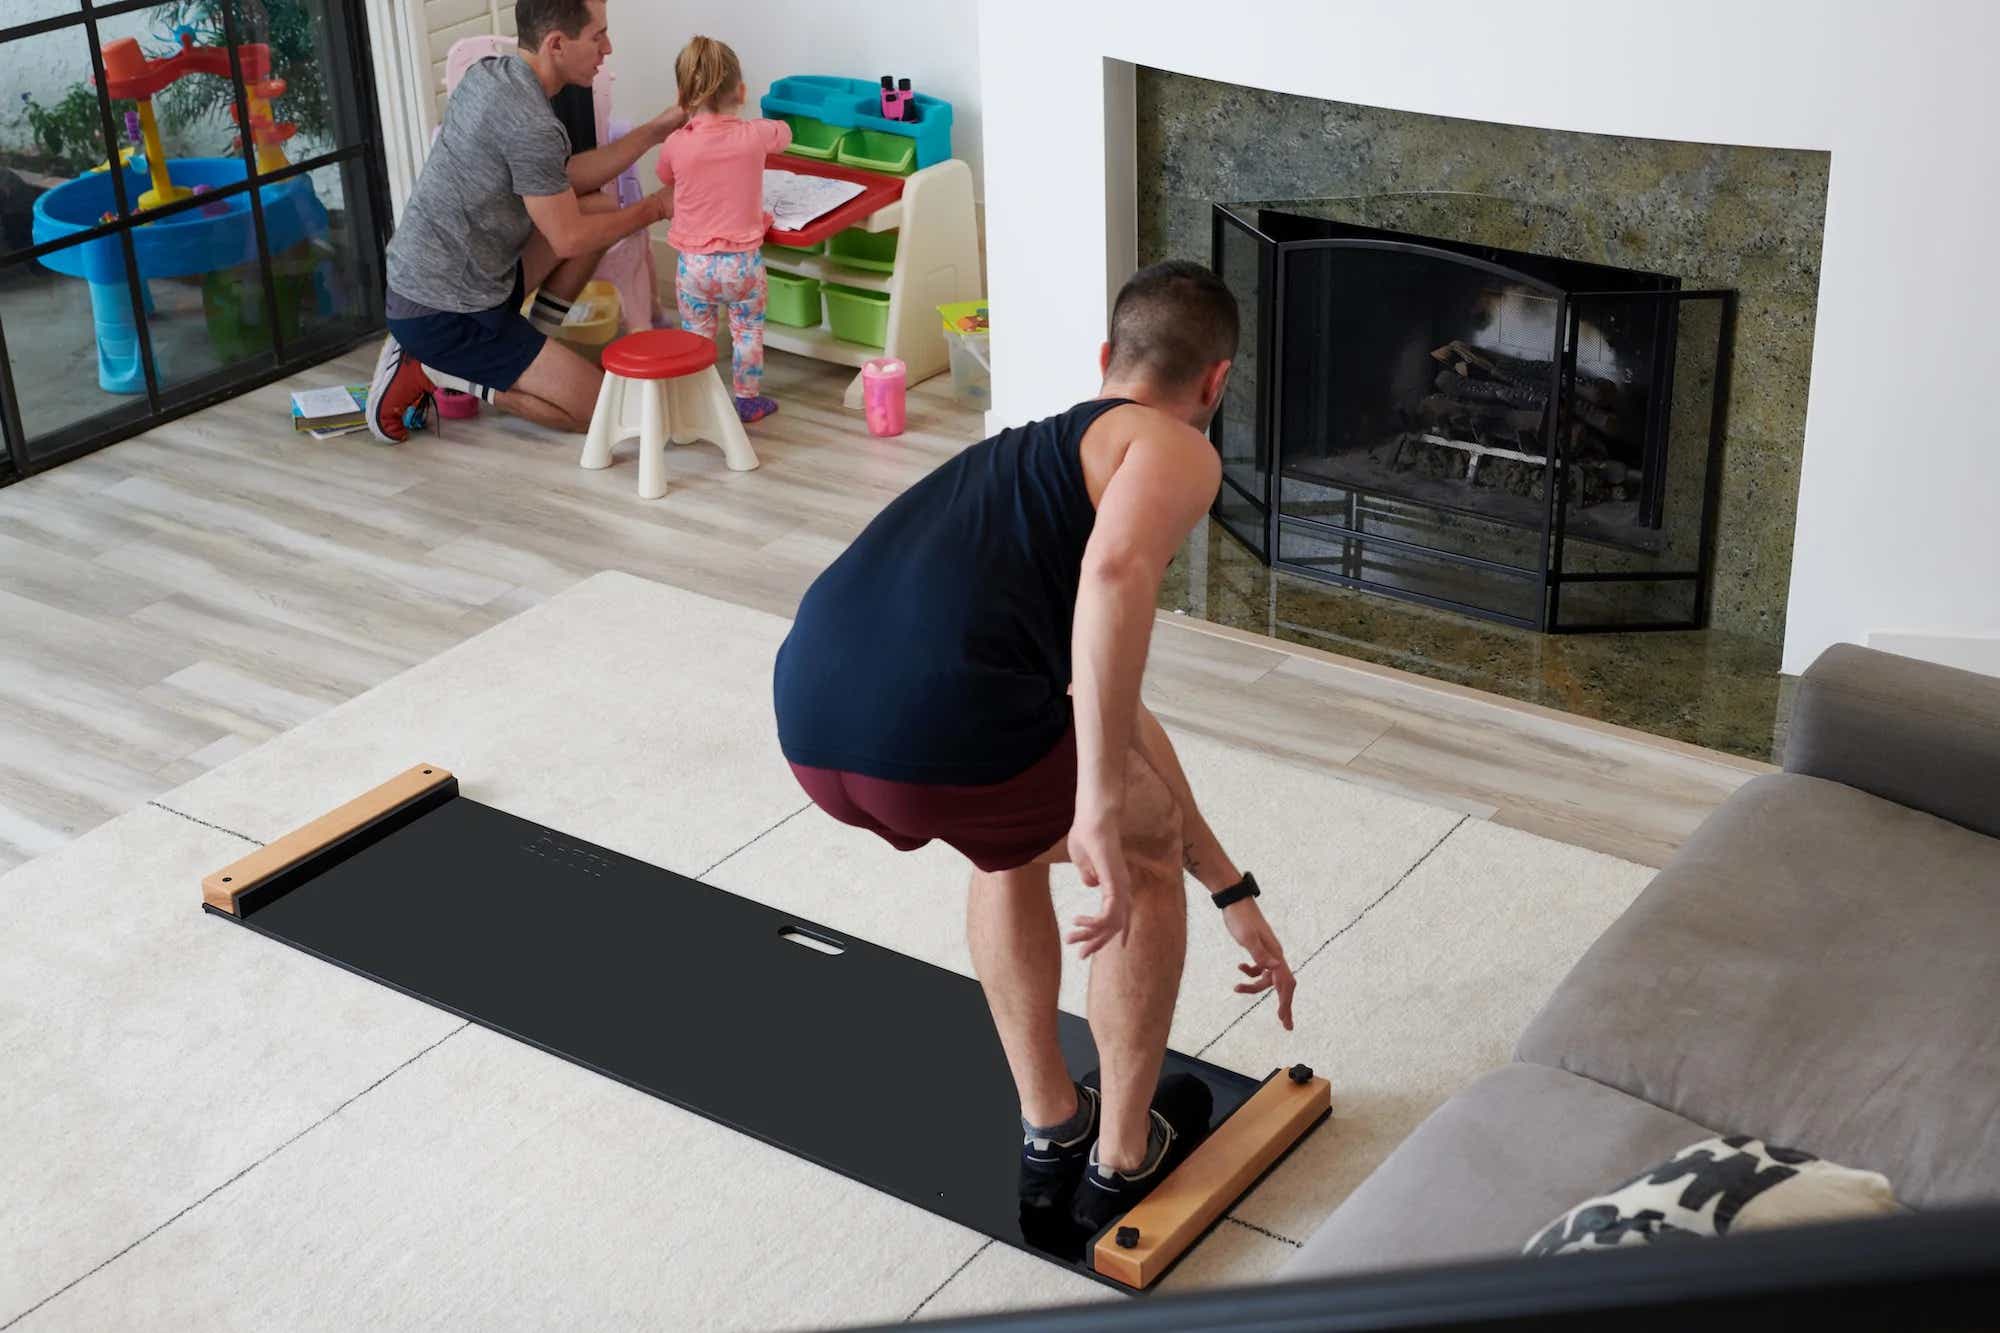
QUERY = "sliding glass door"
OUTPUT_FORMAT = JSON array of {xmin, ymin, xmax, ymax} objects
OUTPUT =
[{"xmin": 0, "ymin": 0, "xmax": 390, "ymax": 482}]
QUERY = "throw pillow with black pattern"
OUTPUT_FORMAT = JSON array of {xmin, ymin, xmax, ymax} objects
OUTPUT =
[{"xmin": 1525, "ymin": 1135, "xmax": 1901, "ymax": 1257}]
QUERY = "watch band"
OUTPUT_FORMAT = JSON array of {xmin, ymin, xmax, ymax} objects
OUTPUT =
[{"xmin": 1211, "ymin": 871, "xmax": 1259, "ymax": 909}]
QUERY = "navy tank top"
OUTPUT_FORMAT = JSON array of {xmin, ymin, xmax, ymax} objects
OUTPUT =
[{"xmin": 773, "ymin": 398, "xmax": 1135, "ymax": 784}]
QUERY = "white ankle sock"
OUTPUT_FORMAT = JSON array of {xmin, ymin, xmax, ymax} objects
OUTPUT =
[
  {"xmin": 1089, "ymin": 1113, "xmax": 1170, "ymax": 1182},
  {"xmin": 529, "ymin": 292, "xmax": 573, "ymax": 336},
  {"xmin": 423, "ymin": 366, "xmax": 496, "ymax": 403}
]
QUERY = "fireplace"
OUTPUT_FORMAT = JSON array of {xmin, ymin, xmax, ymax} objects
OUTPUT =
[{"xmin": 1210, "ymin": 199, "xmax": 1735, "ymax": 632}]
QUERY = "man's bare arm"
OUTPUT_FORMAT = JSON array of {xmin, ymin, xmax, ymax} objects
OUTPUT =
[
  {"xmin": 1070, "ymin": 418, "xmax": 1222, "ymax": 826},
  {"xmin": 568, "ymin": 106, "xmax": 685, "ymax": 196},
  {"xmin": 521, "ymin": 187, "xmax": 667, "ymax": 259}
]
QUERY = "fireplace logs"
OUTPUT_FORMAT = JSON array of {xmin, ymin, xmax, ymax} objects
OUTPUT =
[{"xmin": 1388, "ymin": 340, "xmax": 1641, "ymax": 508}]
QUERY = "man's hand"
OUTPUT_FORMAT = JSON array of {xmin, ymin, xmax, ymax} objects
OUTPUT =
[
  {"xmin": 647, "ymin": 105, "xmax": 689, "ymax": 143},
  {"xmin": 1065, "ymin": 810, "xmax": 1131, "ymax": 959},
  {"xmin": 1223, "ymin": 899, "xmax": 1296, "ymax": 1030}
]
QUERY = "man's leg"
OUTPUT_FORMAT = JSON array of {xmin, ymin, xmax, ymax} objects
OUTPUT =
[
  {"xmin": 518, "ymin": 235, "xmax": 602, "ymax": 344},
  {"xmin": 493, "ymin": 336, "xmax": 602, "ymax": 433},
  {"xmin": 1132, "ymin": 703, "xmax": 1236, "ymax": 889},
  {"xmin": 968, "ymin": 861, "xmax": 1075, "ymax": 1128},
  {"xmin": 1085, "ymin": 750, "xmax": 1188, "ymax": 1171},
  {"xmin": 967, "ymin": 747, "xmax": 1186, "ymax": 1167},
  {"xmin": 518, "ymin": 192, "xmax": 615, "ymax": 304}
]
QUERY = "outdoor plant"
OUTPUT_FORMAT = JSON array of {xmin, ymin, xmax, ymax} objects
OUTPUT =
[
  {"xmin": 14, "ymin": 86, "xmax": 132, "ymax": 177},
  {"xmin": 153, "ymin": 1, "xmax": 335, "ymax": 150}
]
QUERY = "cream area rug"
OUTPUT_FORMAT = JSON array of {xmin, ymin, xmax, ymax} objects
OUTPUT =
[{"xmin": 0, "ymin": 572, "xmax": 1654, "ymax": 1329}]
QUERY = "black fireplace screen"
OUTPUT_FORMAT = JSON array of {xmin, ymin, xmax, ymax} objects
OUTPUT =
[{"xmin": 1210, "ymin": 202, "xmax": 1733, "ymax": 632}]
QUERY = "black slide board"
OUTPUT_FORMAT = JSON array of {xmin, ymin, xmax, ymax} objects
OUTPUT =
[{"xmin": 205, "ymin": 782, "xmax": 1300, "ymax": 1289}]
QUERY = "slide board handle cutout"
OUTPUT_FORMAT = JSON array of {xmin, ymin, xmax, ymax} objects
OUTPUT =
[{"xmin": 780, "ymin": 927, "xmax": 845, "ymax": 956}]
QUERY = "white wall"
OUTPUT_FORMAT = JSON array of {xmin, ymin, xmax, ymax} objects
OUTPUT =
[
  {"xmin": 605, "ymin": 0, "xmax": 983, "ymax": 199},
  {"xmin": 978, "ymin": 0, "xmax": 2000, "ymax": 676},
  {"xmin": 2, "ymin": 12, "xmax": 233, "ymax": 158}
]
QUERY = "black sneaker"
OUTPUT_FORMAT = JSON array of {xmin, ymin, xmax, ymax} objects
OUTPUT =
[
  {"xmin": 1019, "ymin": 1073, "xmax": 1101, "ymax": 1209},
  {"xmin": 1069, "ymin": 1073, "xmax": 1215, "ymax": 1238}
]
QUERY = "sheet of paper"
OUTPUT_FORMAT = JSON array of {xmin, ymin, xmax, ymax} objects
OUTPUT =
[
  {"xmin": 292, "ymin": 385, "xmax": 364, "ymax": 417},
  {"xmin": 763, "ymin": 169, "xmax": 867, "ymax": 234}
]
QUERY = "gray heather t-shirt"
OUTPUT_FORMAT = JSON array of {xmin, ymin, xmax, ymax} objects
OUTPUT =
[{"xmin": 385, "ymin": 55, "xmax": 571, "ymax": 314}]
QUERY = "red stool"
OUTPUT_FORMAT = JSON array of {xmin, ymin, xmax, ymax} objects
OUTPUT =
[{"xmin": 580, "ymin": 329, "xmax": 759, "ymax": 498}]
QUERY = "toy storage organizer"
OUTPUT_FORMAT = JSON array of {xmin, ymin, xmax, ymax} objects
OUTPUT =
[{"xmin": 757, "ymin": 78, "xmax": 981, "ymax": 410}]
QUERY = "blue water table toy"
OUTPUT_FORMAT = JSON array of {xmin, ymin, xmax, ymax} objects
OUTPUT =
[{"xmin": 30, "ymin": 30, "xmax": 328, "ymax": 393}]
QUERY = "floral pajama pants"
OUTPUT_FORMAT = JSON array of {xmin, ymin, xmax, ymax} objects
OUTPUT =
[{"xmin": 676, "ymin": 250, "xmax": 767, "ymax": 398}]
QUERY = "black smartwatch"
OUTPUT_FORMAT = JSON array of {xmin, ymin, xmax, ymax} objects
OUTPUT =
[{"xmin": 1211, "ymin": 871, "xmax": 1259, "ymax": 910}]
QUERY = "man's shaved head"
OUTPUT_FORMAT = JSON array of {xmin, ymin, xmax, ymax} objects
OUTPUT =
[{"xmin": 1104, "ymin": 260, "xmax": 1239, "ymax": 388}]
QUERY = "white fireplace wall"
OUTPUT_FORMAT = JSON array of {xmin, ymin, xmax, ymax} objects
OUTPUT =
[{"xmin": 977, "ymin": 0, "xmax": 2000, "ymax": 677}]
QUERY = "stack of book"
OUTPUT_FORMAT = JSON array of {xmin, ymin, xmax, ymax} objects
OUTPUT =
[{"xmin": 291, "ymin": 385, "xmax": 370, "ymax": 439}]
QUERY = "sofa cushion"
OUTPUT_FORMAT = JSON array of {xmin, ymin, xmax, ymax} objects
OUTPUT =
[
  {"xmin": 1282, "ymin": 1062, "xmax": 1716, "ymax": 1279},
  {"xmin": 1516, "ymin": 772, "xmax": 2000, "ymax": 1210}
]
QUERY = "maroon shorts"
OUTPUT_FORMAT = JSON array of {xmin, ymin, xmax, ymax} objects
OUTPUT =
[{"xmin": 787, "ymin": 727, "xmax": 1077, "ymax": 873}]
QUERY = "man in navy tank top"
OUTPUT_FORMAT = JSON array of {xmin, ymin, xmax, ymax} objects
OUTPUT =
[{"xmin": 773, "ymin": 261, "xmax": 1299, "ymax": 1234}]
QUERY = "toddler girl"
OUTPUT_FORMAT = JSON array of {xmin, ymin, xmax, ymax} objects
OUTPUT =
[{"xmin": 656, "ymin": 36, "xmax": 791, "ymax": 423}]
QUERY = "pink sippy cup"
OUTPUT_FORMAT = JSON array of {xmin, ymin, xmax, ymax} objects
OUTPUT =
[{"xmin": 861, "ymin": 357, "xmax": 907, "ymax": 437}]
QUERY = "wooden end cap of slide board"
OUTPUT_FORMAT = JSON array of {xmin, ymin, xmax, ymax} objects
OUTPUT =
[
  {"xmin": 200, "ymin": 764, "xmax": 455, "ymax": 916},
  {"xmin": 1093, "ymin": 1067, "xmax": 1332, "ymax": 1289}
]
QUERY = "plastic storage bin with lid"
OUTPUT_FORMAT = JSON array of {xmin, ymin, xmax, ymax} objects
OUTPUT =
[{"xmin": 938, "ymin": 301, "xmax": 990, "ymax": 409}]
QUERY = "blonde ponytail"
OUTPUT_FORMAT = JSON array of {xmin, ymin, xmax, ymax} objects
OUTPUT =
[{"xmin": 675, "ymin": 36, "xmax": 744, "ymax": 113}]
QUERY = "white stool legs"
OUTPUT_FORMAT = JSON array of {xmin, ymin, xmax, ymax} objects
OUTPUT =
[
  {"xmin": 636, "ymin": 373, "xmax": 667, "ymax": 500},
  {"xmin": 579, "ymin": 365, "xmax": 760, "ymax": 497},
  {"xmin": 579, "ymin": 371, "xmax": 623, "ymax": 471},
  {"xmin": 667, "ymin": 368, "xmax": 760, "ymax": 472}
]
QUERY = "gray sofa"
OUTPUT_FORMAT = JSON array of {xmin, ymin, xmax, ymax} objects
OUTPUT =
[{"xmin": 1284, "ymin": 643, "xmax": 2000, "ymax": 1278}]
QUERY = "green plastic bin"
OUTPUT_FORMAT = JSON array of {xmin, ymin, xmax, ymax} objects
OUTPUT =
[
  {"xmin": 766, "ymin": 268, "xmax": 823, "ymax": 328},
  {"xmin": 764, "ymin": 238, "xmax": 824, "ymax": 265},
  {"xmin": 203, "ymin": 248, "xmax": 316, "ymax": 361},
  {"xmin": 824, "ymin": 282, "xmax": 890, "ymax": 347},
  {"xmin": 826, "ymin": 227, "xmax": 900, "ymax": 273},
  {"xmin": 780, "ymin": 115, "xmax": 847, "ymax": 160},
  {"xmin": 834, "ymin": 129, "xmax": 917, "ymax": 176}
]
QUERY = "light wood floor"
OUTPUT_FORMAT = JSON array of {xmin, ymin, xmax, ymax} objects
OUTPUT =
[{"xmin": 0, "ymin": 344, "xmax": 1768, "ymax": 876}]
